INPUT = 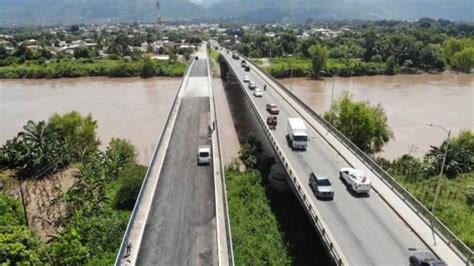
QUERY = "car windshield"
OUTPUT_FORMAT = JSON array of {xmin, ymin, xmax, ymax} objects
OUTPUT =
[
  {"xmin": 294, "ymin": 135, "xmax": 307, "ymax": 142},
  {"xmin": 317, "ymin": 179, "xmax": 331, "ymax": 186},
  {"xmin": 199, "ymin": 152, "xmax": 209, "ymax": 157}
]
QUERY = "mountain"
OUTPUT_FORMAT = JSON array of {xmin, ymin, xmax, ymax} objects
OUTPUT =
[
  {"xmin": 0, "ymin": 0, "xmax": 208, "ymax": 26},
  {"xmin": 0, "ymin": 0, "xmax": 472, "ymax": 26},
  {"xmin": 207, "ymin": 0, "xmax": 474, "ymax": 22}
]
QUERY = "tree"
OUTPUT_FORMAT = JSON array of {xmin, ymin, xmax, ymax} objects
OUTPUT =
[
  {"xmin": 49, "ymin": 228, "xmax": 89, "ymax": 265},
  {"xmin": 424, "ymin": 130, "xmax": 473, "ymax": 178},
  {"xmin": 73, "ymin": 46, "xmax": 93, "ymax": 59},
  {"xmin": 307, "ymin": 44, "xmax": 328, "ymax": 78},
  {"xmin": 106, "ymin": 138, "xmax": 137, "ymax": 165},
  {"xmin": 324, "ymin": 92, "xmax": 394, "ymax": 154},
  {"xmin": 113, "ymin": 164, "xmax": 146, "ymax": 210},
  {"xmin": 419, "ymin": 44, "xmax": 446, "ymax": 70},
  {"xmin": 385, "ymin": 55, "xmax": 399, "ymax": 75},
  {"xmin": 451, "ymin": 48, "xmax": 474, "ymax": 73},
  {"xmin": 239, "ymin": 133, "xmax": 262, "ymax": 169},
  {"xmin": 70, "ymin": 25, "xmax": 80, "ymax": 33},
  {"xmin": 362, "ymin": 29, "xmax": 377, "ymax": 61},
  {"xmin": 49, "ymin": 111, "xmax": 100, "ymax": 159},
  {"xmin": 0, "ymin": 45, "xmax": 8, "ymax": 60},
  {"xmin": 141, "ymin": 55, "xmax": 155, "ymax": 77},
  {"xmin": 0, "ymin": 193, "xmax": 45, "ymax": 265}
]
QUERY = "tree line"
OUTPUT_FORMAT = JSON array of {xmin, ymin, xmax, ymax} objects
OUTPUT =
[{"xmin": 231, "ymin": 20, "xmax": 474, "ymax": 77}]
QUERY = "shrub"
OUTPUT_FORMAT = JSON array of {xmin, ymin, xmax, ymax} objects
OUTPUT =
[{"xmin": 113, "ymin": 164, "xmax": 146, "ymax": 210}]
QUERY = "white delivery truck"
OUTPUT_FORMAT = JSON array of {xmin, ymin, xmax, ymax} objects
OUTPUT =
[{"xmin": 287, "ymin": 118, "xmax": 308, "ymax": 150}]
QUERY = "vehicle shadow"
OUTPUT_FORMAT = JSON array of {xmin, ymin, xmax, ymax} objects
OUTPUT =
[{"xmin": 337, "ymin": 175, "xmax": 371, "ymax": 198}]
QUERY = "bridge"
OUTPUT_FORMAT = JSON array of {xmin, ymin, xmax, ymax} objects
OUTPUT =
[
  {"xmin": 218, "ymin": 50, "xmax": 471, "ymax": 265},
  {"xmin": 114, "ymin": 43, "xmax": 472, "ymax": 265},
  {"xmin": 115, "ymin": 45, "xmax": 233, "ymax": 265}
]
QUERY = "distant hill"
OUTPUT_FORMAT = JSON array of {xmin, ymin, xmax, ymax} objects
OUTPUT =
[
  {"xmin": 0, "ymin": 0, "xmax": 208, "ymax": 26},
  {"xmin": 0, "ymin": 0, "xmax": 472, "ymax": 26},
  {"xmin": 208, "ymin": 0, "xmax": 474, "ymax": 22}
]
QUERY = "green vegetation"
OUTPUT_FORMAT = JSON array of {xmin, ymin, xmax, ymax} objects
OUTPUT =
[
  {"xmin": 0, "ymin": 57, "xmax": 186, "ymax": 79},
  {"xmin": 208, "ymin": 47, "xmax": 220, "ymax": 70},
  {"xmin": 377, "ymin": 130, "xmax": 474, "ymax": 248},
  {"xmin": 0, "ymin": 112, "xmax": 146, "ymax": 265},
  {"xmin": 236, "ymin": 20, "xmax": 474, "ymax": 77},
  {"xmin": 324, "ymin": 92, "xmax": 394, "ymax": 154},
  {"xmin": 308, "ymin": 44, "xmax": 329, "ymax": 78},
  {"xmin": 0, "ymin": 193, "xmax": 47, "ymax": 265},
  {"xmin": 265, "ymin": 57, "xmax": 312, "ymax": 78},
  {"xmin": 229, "ymin": 133, "xmax": 291, "ymax": 264},
  {"xmin": 226, "ymin": 167, "xmax": 291, "ymax": 265},
  {"xmin": 238, "ymin": 133, "xmax": 262, "ymax": 169}
]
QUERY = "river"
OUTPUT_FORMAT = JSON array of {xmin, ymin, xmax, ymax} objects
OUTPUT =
[
  {"xmin": 279, "ymin": 73, "xmax": 474, "ymax": 160},
  {"xmin": 0, "ymin": 77, "xmax": 181, "ymax": 165}
]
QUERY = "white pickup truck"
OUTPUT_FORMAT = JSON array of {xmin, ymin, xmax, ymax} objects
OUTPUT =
[{"xmin": 339, "ymin": 167, "xmax": 372, "ymax": 193}]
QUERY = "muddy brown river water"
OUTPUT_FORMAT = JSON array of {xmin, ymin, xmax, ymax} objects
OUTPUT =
[
  {"xmin": 280, "ymin": 73, "xmax": 473, "ymax": 160},
  {"xmin": 0, "ymin": 77, "xmax": 181, "ymax": 165}
]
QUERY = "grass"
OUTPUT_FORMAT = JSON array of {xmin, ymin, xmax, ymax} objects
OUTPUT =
[
  {"xmin": 0, "ymin": 58, "xmax": 187, "ymax": 79},
  {"xmin": 394, "ymin": 172, "xmax": 474, "ymax": 249},
  {"xmin": 226, "ymin": 167, "xmax": 292, "ymax": 265}
]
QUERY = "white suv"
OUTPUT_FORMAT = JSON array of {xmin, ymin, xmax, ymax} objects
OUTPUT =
[{"xmin": 197, "ymin": 145, "xmax": 211, "ymax": 165}]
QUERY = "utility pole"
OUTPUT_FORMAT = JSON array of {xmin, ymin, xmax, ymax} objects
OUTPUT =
[
  {"xmin": 424, "ymin": 122, "xmax": 451, "ymax": 245},
  {"xmin": 156, "ymin": 0, "xmax": 162, "ymax": 50}
]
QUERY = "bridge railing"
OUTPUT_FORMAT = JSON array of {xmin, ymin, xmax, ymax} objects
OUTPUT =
[
  {"xmin": 114, "ymin": 58, "xmax": 195, "ymax": 266},
  {"xmin": 222, "ymin": 55, "xmax": 345, "ymax": 265},
  {"xmin": 208, "ymin": 50, "xmax": 235, "ymax": 265},
  {"xmin": 240, "ymin": 54, "xmax": 473, "ymax": 264}
]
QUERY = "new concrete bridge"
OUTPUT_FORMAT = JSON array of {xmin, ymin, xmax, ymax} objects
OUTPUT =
[{"xmin": 115, "ymin": 43, "xmax": 472, "ymax": 265}]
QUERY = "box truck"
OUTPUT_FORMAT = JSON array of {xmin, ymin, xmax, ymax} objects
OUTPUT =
[{"xmin": 287, "ymin": 118, "xmax": 308, "ymax": 150}]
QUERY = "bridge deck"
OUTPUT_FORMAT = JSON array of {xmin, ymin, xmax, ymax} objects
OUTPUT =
[
  {"xmin": 222, "ymin": 52, "xmax": 430, "ymax": 265},
  {"xmin": 137, "ymin": 59, "xmax": 218, "ymax": 265}
]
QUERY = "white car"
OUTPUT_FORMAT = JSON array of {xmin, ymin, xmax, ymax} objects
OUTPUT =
[
  {"xmin": 243, "ymin": 75, "xmax": 250, "ymax": 82},
  {"xmin": 253, "ymin": 88, "xmax": 263, "ymax": 97},
  {"xmin": 197, "ymin": 145, "xmax": 211, "ymax": 165},
  {"xmin": 248, "ymin": 81, "xmax": 257, "ymax": 90},
  {"xmin": 339, "ymin": 167, "xmax": 371, "ymax": 193}
]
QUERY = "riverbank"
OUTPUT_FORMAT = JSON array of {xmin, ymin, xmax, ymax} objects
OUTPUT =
[
  {"xmin": 0, "ymin": 77, "xmax": 181, "ymax": 165},
  {"xmin": 255, "ymin": 57, "xmax": 468, "ymax": 78},
  {"xmin": 0, "ymin": 58, "xmax": 186, "ymax": 79}
]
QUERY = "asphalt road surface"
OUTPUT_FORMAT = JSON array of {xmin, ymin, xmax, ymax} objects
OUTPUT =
[
  {"xmin": 223, "ymin": 52, "xmax": 428, "ymax": 266},
  {"xmin": 137, "ymin": 59, "xmax": 216, "ymax": 265}
]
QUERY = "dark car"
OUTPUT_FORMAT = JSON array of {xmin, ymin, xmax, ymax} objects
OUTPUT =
[
  {"xmin": 241, "ymin": 59, "xmax": 246, "ymax": 64},
  {"xmin": 244, "ymin": 65, "xmax": 250, "ymax": 71},
  {"xmin": 232, "ymin": 53, "xmax": 240, "ymax": 60},
  {"xmin": 266, "ymin": 103, "xmax": 280, "ymax": 114},
  {"xmin": 409, "ymin": 251, "xmax": 446, "ymax": 266},
  {"xmin": 309, "ymin": 172, "xmax": 334, "ymax": 199}
]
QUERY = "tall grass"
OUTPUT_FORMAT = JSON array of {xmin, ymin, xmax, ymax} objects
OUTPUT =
[{"xmin": 0, "ymin": 58, "xmax": 186, "ymax": 79}]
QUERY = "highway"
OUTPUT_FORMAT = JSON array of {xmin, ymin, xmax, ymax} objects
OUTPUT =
[
  {"xmin": 222, "ymin": 51, "xmax": 429, "ymax": 265},
  {"xmin": 137, "ymin": 59, "xmax": 217, "ymax": 265}
]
